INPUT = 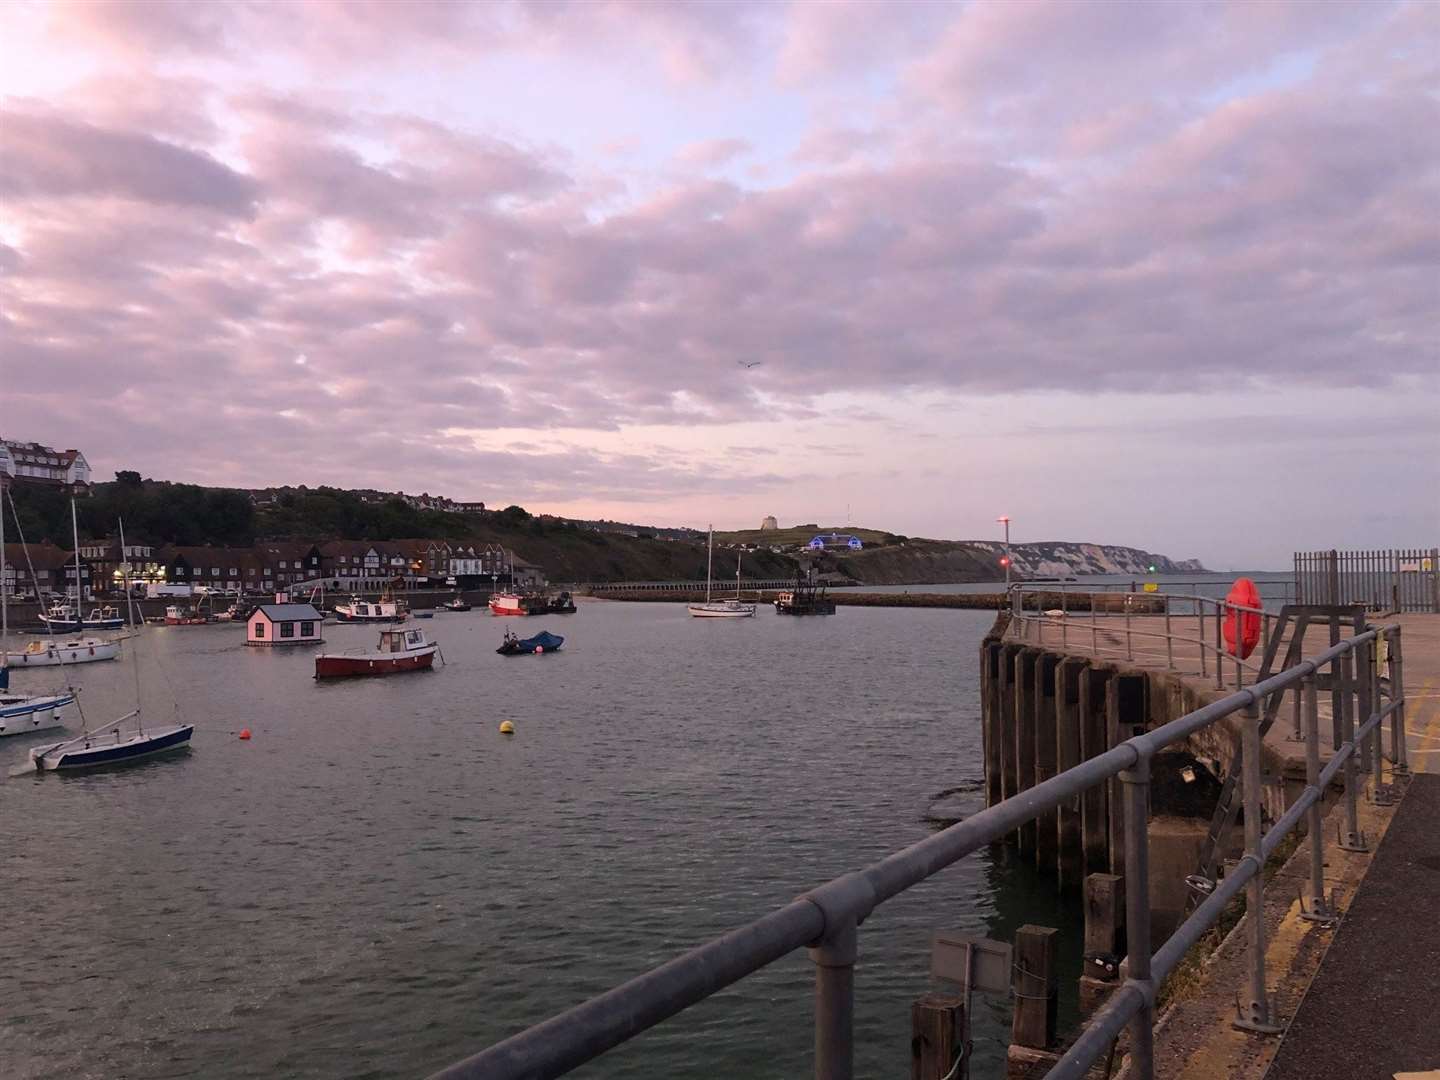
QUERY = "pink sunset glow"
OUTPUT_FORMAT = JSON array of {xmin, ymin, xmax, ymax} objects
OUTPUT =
[{"xmin": 1, "ymin": 0, "xmax": 1436, "ymax": 565}]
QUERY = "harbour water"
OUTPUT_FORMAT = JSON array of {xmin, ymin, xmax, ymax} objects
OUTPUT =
[{"xmin": 3, "ymin": 600, "xmax": 1079, "ymax": 1079}]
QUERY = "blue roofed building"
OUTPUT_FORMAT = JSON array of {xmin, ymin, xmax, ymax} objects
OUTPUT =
[{"xmin": 807, "ymin": 533, "xmax": 863, "ymax": 551}]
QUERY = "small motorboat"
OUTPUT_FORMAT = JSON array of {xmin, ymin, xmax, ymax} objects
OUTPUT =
[
  {"xmin": 413, "ymin": 610, "xmax": 434, "ymax": 619},
  {"xmin": 1, "ymin": 636, "xmax": 122, "ymax": 666},
  {"xmin": 442, "ymin": 594, "xmax": 471, "ymax": 612},
  {"xmin": 496, "ymin": 630, "xmax": 563, "ymax": 655},
  {"xmin": 314, "ymin": 627, "xmax": 439, "ymax": 678},
  {"xmin": 545, "ymin": 590, "xmax": 577, "ymax": 614},
  {"xmin": 30, "ymin": 710, "xmax": 193, "ymax": 771}
]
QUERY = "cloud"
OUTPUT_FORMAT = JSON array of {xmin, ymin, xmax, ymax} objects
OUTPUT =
[
  {"xmin": 3, "ymin": 0, "xmax": 1434, "ymax": 552},
  {"xmin": 0, "ymin": 107, "xmax": 259, "ymax": 214}
]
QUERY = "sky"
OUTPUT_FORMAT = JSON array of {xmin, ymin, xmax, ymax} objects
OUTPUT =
[{"xmin": 0, "ymin": 0, "xmax": 1436, "ymax": 569}]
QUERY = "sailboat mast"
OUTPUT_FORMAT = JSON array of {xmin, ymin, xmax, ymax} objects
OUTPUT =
[
  {"xmin": 705, "ymin": 526, "xmax": 714, "ymax": 603},
  {"xmin": 736, "ymin": 551, "xmax": 742, "ymax": 599},
  {"xmin": 71, "ymin": 497, "xmax": 83, "ymax": 609},
  {"xmin": 119, "ymin": 517, "xmax": 144, "ymax": 733},
  {"xmin": 1, "ymin": 480, "xmax": 8, "ymax": 646}
]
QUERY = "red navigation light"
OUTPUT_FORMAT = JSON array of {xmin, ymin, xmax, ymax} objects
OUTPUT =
[{"xmin": 999, "ymin": 556, "xmax": 1011, "ymax": 567}]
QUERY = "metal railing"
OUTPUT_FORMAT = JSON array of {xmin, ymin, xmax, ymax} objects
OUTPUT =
[
  {"xmin": 427, "ymin": 618, "xmax": 1408, "ymax": 1080},
  {"xmin": 1007, "ymin": 585, "xmax": 1283, "ymax": 690},
  {"xmin": 1295, "ymin": 548, "xmax": 1439, "ymax": 613}
]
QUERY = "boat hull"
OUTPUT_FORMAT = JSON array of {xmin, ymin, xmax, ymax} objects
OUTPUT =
[
  {"xmin": 334, "ymin": 611, "xmax": 407, "ymax": 623},
  {"xmin": 687, "ymin": 603, "xmax": 756, "ymax": 618},
  {"xmin": 38, "ymin": 616, "xmax": 126, "ymax": 631},
  {"xmin": 0, "ymin": 693, "xmax": 75, "ymax": 736},
  {"xmin": 497, "ymin": 631, "xmax": 564, "ymax": 655},
  {"xmin": 314, "ymin": 649, "xmax": 437, "ymax": 678},
  {"xmin": 1, "ymin": 640, "xmax": 121, "ymax": 666},
  {"xmin": 32, "ymin": 724, "xmax": 193, "ymax": 771}
]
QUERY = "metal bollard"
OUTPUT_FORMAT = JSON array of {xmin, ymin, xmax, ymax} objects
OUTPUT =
[
  {"xmin": 1299, "ymin": 673, "xmax": 1336, "ymax": 925},
  {"xmin": 1234, "ymin": 699, "xmax": 1283, "ymax": 1034},
  {"xmin": 1120, "ymin": 755, "xmax": 1155, "ymax": 1076},
  {"xmin": 810, "ymin": 919, "xmax": 856, "ymax": 1080},
  {"xmin": 1337, "ymin": 651, "xmax": 1368, "ymax": 852}
]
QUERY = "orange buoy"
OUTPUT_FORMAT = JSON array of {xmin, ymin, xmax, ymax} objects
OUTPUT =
[
  {"xmin": 239, "ymin": 728, "xmax": 252, "ymax": 740},
  {"xmin": 534, "ymin": 645, "xmax": 544, "ymax": 654},
  {"xmin": 1222, "ymin": 578, "xmax": 1262, "ymax": 659}
]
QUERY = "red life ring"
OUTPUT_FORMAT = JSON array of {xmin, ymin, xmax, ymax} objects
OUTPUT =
[{"xmin": 1222, "ymin": 578, "xmax": 1262, "ymax": 659}]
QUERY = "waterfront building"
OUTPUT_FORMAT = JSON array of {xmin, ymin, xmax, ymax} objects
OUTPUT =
[
  {"xmin": 76, "ymin": 538, "xmax": 162, "ymax": 590},
  {"xmin": 0, "ymin": 439, "xmax": 91, "ymax": 490},
  {"xmin": 246, "ymin": 602, "xmax": 323, "ymax": 646},
  {"xmin": 156, "ymin": 546, "xmax": 261, "ymax": 594},
  {"xmin": 1, "ymin": 542, "xmax": 90, "ymax": 598},
  {"xmin": 252, "ymin": 542, "xmax": 324, "ymax": 590}
]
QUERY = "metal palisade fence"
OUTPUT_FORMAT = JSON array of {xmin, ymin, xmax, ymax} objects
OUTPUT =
[{"xmin": 1294, "ymin": 548, "xmax": 1439, "ymax": 613}]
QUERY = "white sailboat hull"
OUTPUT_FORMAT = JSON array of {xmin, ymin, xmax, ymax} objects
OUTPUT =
[
  {"xmin": 0, "ymin": 638, "xmax": 121, "ymax": 667},
  {"xmin": 687, "ymin": 602, "xmax": 757, "ymax": 618},
  {"xmin": 0, "ymin": 694, "xmax": 72, "ymax": 736}
]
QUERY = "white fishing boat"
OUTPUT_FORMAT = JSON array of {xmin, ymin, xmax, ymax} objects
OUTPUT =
[
  {"xmin": 688, "ymin": 527, "xmax": 756, "ymax": 618},
  {"xmin": 27, "ymin": 518, "xmax": 192, "ymax": 773},
  {"xmin": 0, "ymin": 485, "xmax": 73, "ymax": 735}
]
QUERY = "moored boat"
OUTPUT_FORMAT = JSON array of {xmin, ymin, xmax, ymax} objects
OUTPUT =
[
  {"xmin": 164, "ymin": 604, "xmax": 212, "ymax": 626},
  {"xmin": 30, "ymin": 710, "xmax": 193, "ymax": 771},
  {"xmin": 334, "ymin": 594, "xmax": 408, "ymax": 623},
  {"xmin": 0, "ymin": 681, "xmax": 74, "ymax": 736},
  {"xmin": 774, "ymin": 580, "xmax": 836, "ymax": 615},
  {"xmin": 1, "ymin": 636, "xmax": 122, "ymax": 667},
  {"xmin": 688, "ymin": 527, "xmax": 757, "ymax": 618},
  {"xmin": 442, "ymin": 593, "xmax": 471, "ymax": 612},
  {"xmin": 496, "ymin": 629, "xmax": 564, "ymax": 655},
  {"xmin": 488, "ymin": 591, "xmax": 547, "ymax": 616},
  {"xmin": 545, "ymin": 590, "xmax": 577, "ymax": 614},
  {"xmin": 314, "ymin": 627, "xmax": 439, "ymax": 678},
  {"xmin": 37, "ymin": 602, "xmax": 126, "ymax": 631}
]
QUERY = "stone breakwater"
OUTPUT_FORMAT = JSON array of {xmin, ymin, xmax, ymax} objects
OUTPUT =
[{"xmin": 594, "ymin": 590, "xmax": 1163, "ymax": 612}]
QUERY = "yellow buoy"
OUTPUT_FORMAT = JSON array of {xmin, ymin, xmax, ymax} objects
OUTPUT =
[{"xmin": 499, "ymin": 720, "xmax": 515, "ymax": 735}]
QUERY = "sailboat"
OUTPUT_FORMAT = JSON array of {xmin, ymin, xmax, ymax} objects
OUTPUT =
[
  {"xmin": 6, "ymin": 496, "xmax": 123, "ymax": 664},
  {"xmin": 29, "ymin": 519, "xmax": 193, "ymax": 772},
  {"xmin": 688, "ymin": 527, "xmax": 757, "ymax": 618},
  {"xmin": 0, "ymin": 485, "xmax": 74, "ymax": 735}
]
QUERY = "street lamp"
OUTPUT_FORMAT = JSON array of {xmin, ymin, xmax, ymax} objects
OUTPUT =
[{"xmin": 996, "ymin": 516, "xmax": 1012, "ymax": 588}]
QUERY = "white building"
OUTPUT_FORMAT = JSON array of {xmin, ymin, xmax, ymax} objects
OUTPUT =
[{"xmin": 0, "ymin": 439, "xmax": 91, "ymax": 489}]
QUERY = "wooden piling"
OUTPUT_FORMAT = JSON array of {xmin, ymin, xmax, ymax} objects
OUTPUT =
[
  {"xmin": 1079, "ymin": 873, "xmax": 1126, "ymax": 1013},
  {"xmin": 1078, "ymin": 665, "xmax": 1112, "ymax": 875},
  {"xmin": 1015, "ymin": 649, "xmax": 1039, "ymax": 855},
  {"xmin": 1056, "ymin": 657, "xmax": 1086, "ymax": 890},
  {"xmin": 1035, "ymin": 654, "xmax": 1060, "ymax": 875},
  {"xmin": 982, "ymin": 641, "xmax": 1003, "ymax": 809},
  {"xmin": 1007, "ymin": 925, "xmax": 1060, "ymax": 1078},
  {"xmin": 911, "ymin": 993, "xmax": 967, "ymax": 1080},
  {"xmin": 1000, "ymin": 644, "xmax": 1021, "ymax": 842}
]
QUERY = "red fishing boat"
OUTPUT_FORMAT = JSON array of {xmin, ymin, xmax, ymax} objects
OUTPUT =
[
  {"xmin": 314, "ymin": 627, "xmax": 439, "ymax": 678},
  {"xmin": 488, "ymin": 591, "xmax": 546, "ymax": 616}
]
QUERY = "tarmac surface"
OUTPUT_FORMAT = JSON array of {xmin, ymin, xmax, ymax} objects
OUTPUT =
[{"xmin": 1264, "ymin": 772, "xmax": 1440, "ymax": 1080}]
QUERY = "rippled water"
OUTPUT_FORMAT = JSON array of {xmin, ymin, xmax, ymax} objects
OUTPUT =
[{"xmin": 2, "ymin": 601, "xmax": 1079, "ymax": 1079}]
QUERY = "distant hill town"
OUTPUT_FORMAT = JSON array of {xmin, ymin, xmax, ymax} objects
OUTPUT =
[{"xmin": 1, "ymin": 438, "xmax": 1204, "ymax": 586}]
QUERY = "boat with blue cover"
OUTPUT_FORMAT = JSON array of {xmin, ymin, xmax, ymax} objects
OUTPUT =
[{"xmin": 496, "ymin": 630, "xmax": 564, "ymax": 655}]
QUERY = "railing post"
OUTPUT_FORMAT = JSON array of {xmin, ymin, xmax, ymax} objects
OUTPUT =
[
  {"xmin": 1091, "ymin": 594, "xmax": 1099, "ymax": 656},
  {"xmin": 1369, "ymin": 636, "xmax": 1392, "ymax": 805},
  {"xmin": 1214, "ymin": 606, "xmax": 1224, "ymax": 689},
  {"xmin": 1164, "ymin": 594, "xmax": 1173, "ymax": 671},
  {"xmin": 811, "ymin": 919, "xmax": 856, "ymax": 1080},
  {"xmin": 1337, "ymin": 650, "xmax": 1368, "ymax": 852},
  {"xmin": 1119, "ymin": 755, "xmax": 1154, "ymax": 1076},
  {"xmin": 1391, "ymin": 627, "xmax": 1409, "ymax": 776},
  {"xmin": 1198, "ymin": 600, "xmax": 1207, "ymax": 680},
  {"xmin": 1299, "ymin": 673, "xmax": 1336, "ymax": 924},
  {"xmin": 1123, "ymin": 597, "xmax": 1133, "ymax": 661},
  {"xmin": 1234, "ymin": 698, "xmax": 1282, "ymax": 1034}
]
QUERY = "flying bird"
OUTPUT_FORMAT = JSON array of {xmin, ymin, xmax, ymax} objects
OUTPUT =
[{"xmin": 737, "ymin": 360, "xmax": 762, "ymax": 368}]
